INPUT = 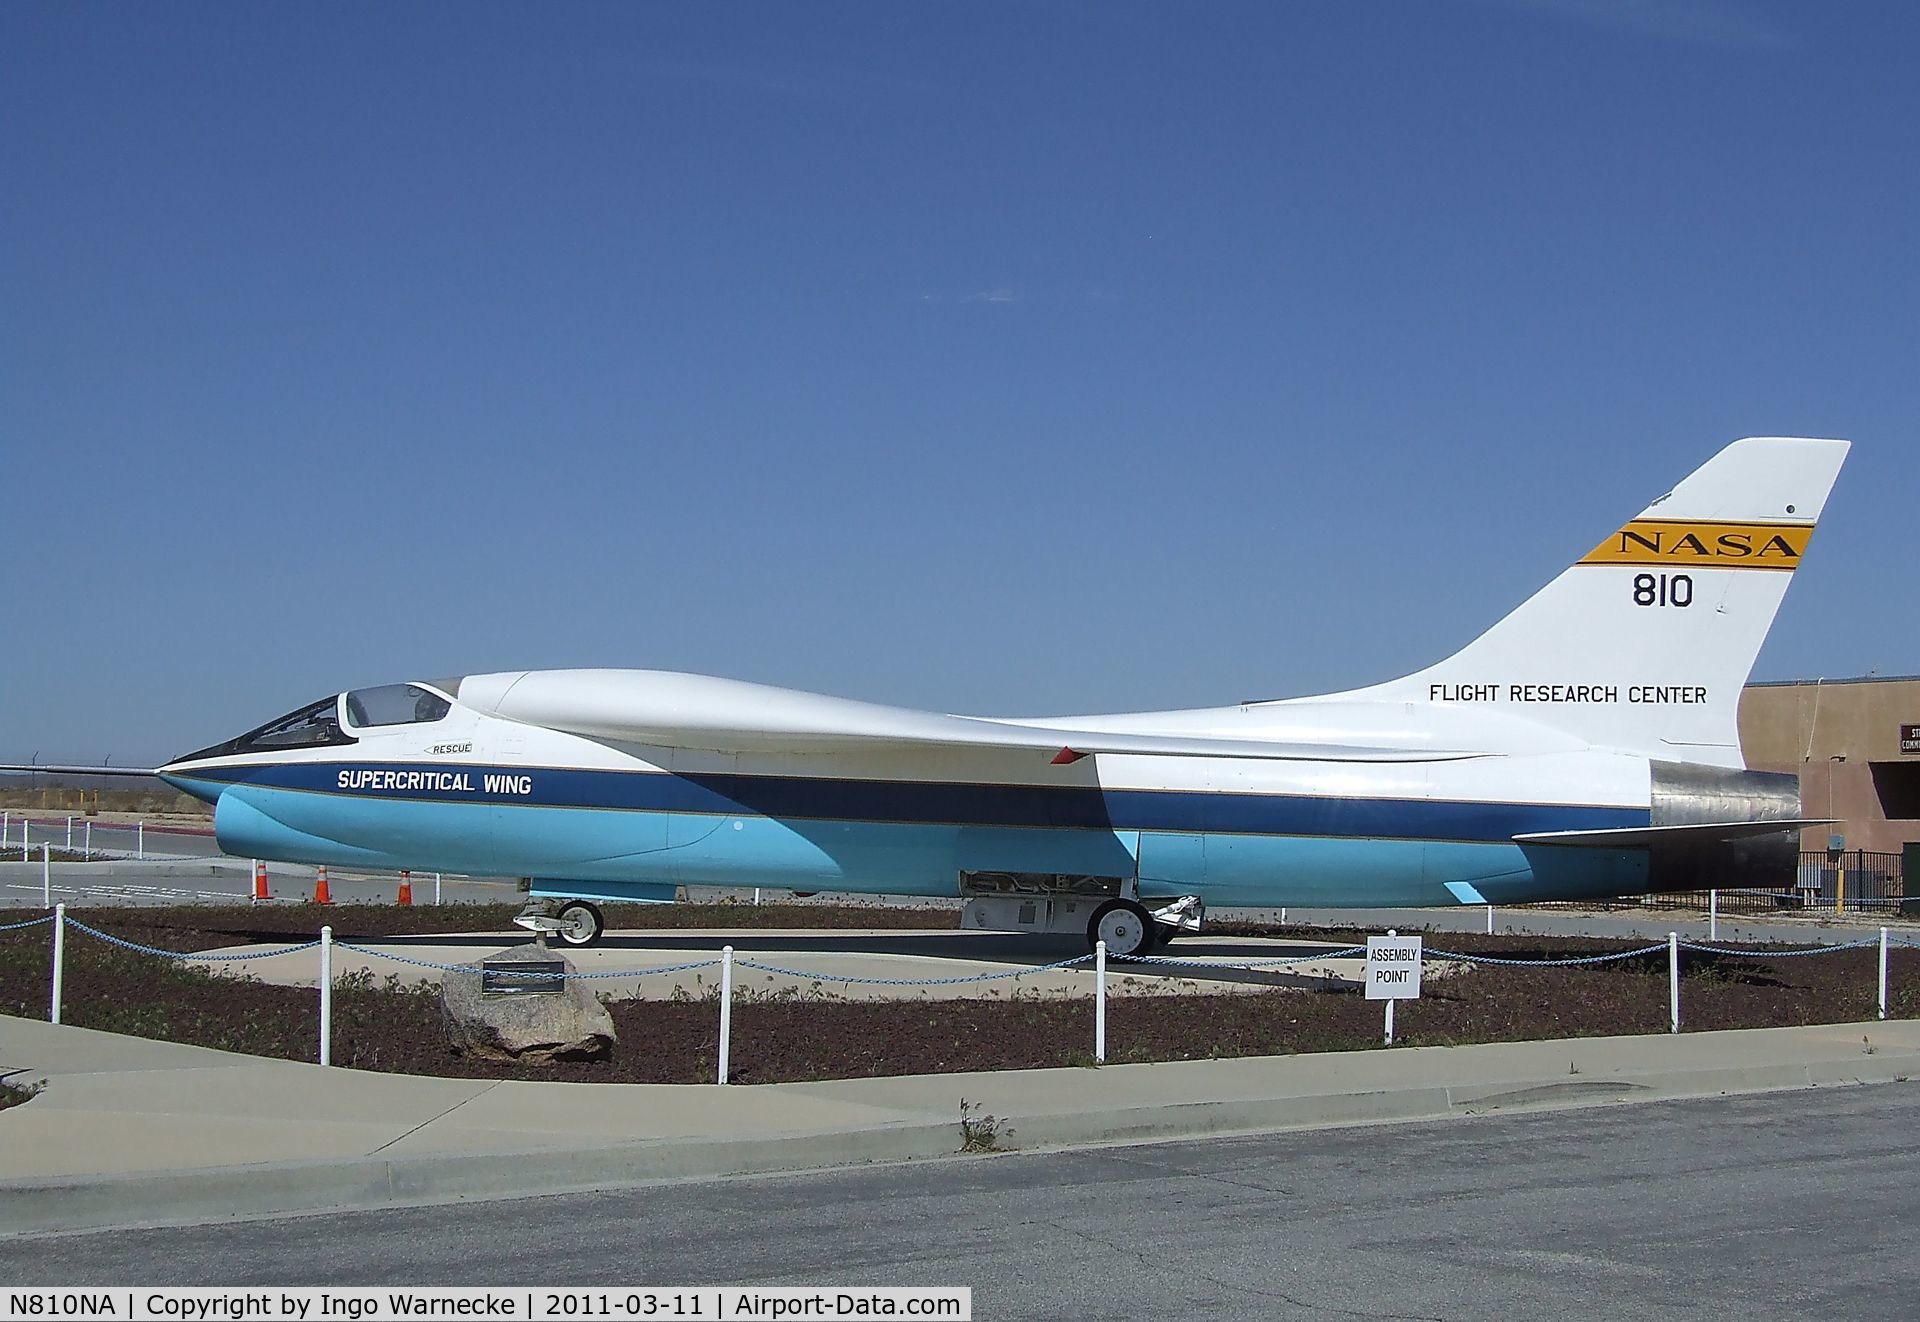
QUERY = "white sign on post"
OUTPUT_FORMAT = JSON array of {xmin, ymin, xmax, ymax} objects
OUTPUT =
[{"xmin": 1366, "ymin": 934, "xmax": 1423, "ymax": 1000}]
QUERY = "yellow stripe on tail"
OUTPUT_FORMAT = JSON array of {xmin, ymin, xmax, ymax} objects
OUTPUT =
[{"xmin": 1578, "ymin": 519, "xmax": 1814, "ymax": 571}]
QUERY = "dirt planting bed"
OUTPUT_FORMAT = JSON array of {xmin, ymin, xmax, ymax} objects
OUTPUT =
[{"xmin": 2, "ymin": 906, "xmax": 1915, "ymax": 1085}]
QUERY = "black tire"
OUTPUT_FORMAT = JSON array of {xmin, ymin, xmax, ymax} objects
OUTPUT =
[
  {"xmin": 554, "ymin": 900, "xmax": 605, "ymax": 948},
  {"xmin": 1087, "ymin": 899, "xmax": 1156, "ymax": 957}
]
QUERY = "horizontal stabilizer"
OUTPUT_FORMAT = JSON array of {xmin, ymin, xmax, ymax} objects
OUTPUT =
[{"xmin": 1514, "ymin": 820, "xmax": 1832, "ymax": 847}]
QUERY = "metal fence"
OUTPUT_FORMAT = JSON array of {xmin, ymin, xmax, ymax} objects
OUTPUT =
[{"xmin": 1794, "ymin": 849, "xmax": 1906, "ymax": 912}]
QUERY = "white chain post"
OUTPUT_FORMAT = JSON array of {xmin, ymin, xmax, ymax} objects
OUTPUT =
[
  {"xmin": 1485, "ymin": 904, "xmax": 1494, "ymax": 935},
  {"xmin": 319, "ymin": 926, "xmax": 333, "ymax": 1067},
  {"xmin": 1095, "ymin": 939, "xmax": 1107, "ymax": 1064},
  {"xmin": 1668, "ymin": 932, "xmax": 1680, "ymax": 1033},
  {"xmin": 1384, "ymin": 928, "xmax": 1397, "ymax": 1045},
  {"xmin": 66, "ymin": 817, "xmax": 73, "ymax": 849},
  {"xmin": 137, "ymin": 820, "xmax": 144, "ymax": 859},
  {"xmin": 718, "ymin": 945, "xmax": 734, "ymax": 1084},
  {"xmin": 434, "ymin": 872, "xmax": 442, "ymax": 905},
  {"xmin": 50, "ymin": 903, "xmax": 65, "ymax": 1024},
  {"xmin": 83, "ymin": 820, "xmax": 91, "ymax": 859},
  {"xmin": 41, "ymin": 844, "xmax": 50, "ymax": 907},
  {"xmin": 1879, "ymin": 927, "xmax": 1889, "ymax": 1021},
  {"xmin": 1709, "ymin": 889, "xmax": 1719, "ymax": 941}
]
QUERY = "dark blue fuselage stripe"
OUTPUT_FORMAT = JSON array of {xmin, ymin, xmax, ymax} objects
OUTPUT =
[{"xmin": 170, "ymin": 762, "xmax": 1650, "ymax": 842}]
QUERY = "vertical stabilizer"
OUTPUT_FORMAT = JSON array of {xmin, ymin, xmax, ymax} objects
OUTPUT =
[{"xmin": 1342, "ymin": 437, "xmax": 1849, "ymax": 766}]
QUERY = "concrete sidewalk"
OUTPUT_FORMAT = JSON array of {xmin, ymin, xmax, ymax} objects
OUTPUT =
[{"xmin": 2, "ymin": 1013, "xmax": 1915, "ymax": 1235}]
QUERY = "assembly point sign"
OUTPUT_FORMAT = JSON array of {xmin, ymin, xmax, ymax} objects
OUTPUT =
[{"xmin": 1365, "ymin": 935, "xmax": 1423, "ymax": 1000}]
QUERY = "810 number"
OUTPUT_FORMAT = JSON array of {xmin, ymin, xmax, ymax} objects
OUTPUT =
[{"xmin": 1633, "ymin": 573, "xmax": 1692, "ymax": 607}]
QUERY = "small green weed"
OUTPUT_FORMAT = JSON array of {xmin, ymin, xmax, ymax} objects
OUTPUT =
[{"xmin": 958, "ymin": 1098, "xmax": 1012, "ymax": 1152}]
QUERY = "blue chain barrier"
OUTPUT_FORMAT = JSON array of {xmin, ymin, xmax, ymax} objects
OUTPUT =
[
  {"xmin": 1425, "ymin": 944, "xmax": 1669, "ymax": 967},
  {"xmin": 1679, "ymin": 939, "xmax": 1880, "ymax": 957},
  {"xmin": 39, "ymin": 916, "xmax": 1920, "ymax": 986},
  {"xmin": 63, "ymin": 919, "xmax": 320, "ymax": 962},
  {"xmin": 1110, "ymin": 945, "xmax": 1370, "ymax": 970},
  {"xmin": 733, "ymin": 954, "xmax": 1093, "ymax": 986},
  {"xmin": 565, "ymin": 961, "xmax": 722, "ymax": 980},
  {"xmin": 333, "ymin": 941, "xmax": 720, "ymax": 981}
]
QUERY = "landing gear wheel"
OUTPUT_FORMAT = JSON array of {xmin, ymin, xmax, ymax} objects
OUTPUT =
[
  {"xmin": 1088, "ymin": 899, "xmax": 1156, "ymax": 958},
  {"xmin": 553, "ymin": 900, "xmax": 605, "ymax": 948}
]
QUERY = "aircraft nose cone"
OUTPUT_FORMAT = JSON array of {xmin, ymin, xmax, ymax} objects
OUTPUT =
[{"xmin": 158, "ymin": 757, "xmax": 224, "ymax": 806}]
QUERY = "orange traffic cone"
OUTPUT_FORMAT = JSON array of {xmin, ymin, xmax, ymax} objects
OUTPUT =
[
  {"xmin": 313, "ymin": 865, "xmax": 333, "ymax": 906},
  {"xmin": 396, "ymin": 871, "xmax": 413, "ymax": 906},
  {"xmin": 252, "ymin": 860, "xmax": 271, "ymax": 903}
]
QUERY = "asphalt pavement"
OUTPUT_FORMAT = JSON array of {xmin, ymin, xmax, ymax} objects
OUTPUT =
[
  {"xmin": 1248, "ymin": 902, "xmax": 1902, "ymax": 945},
  {"xmin": 187, "ymin": 928, "xmax": 1370, "ymax": 999},
  {"xmin": 7, "ymin": 1083, "xmax": 1913, "ymax": 1320},
  {"xmin": 1, "ymin": 846, "xmax": 1908, "ymax": 950},
  {"xmin": 2, "ymin": 814, "xmax": 1908, "ymax": 955}
]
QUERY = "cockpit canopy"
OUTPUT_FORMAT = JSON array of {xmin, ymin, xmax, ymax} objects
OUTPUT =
[
  {"xmin": 179, "ymin": 682, "xmax": 454, "ymax": 761},
  {"xmin": 246, "ymin": 697, "xmax": 353, "ymax": 750},
  {"xmin": 345, "ymin": 683, "xmax": 451, "ymax": 728}
]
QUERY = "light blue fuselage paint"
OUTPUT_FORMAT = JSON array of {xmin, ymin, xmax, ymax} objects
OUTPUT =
[{"xmin": 176, "ymin": 761, "xmax": 1649, "ymax": 910}]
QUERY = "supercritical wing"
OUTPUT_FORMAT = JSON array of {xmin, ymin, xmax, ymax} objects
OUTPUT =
[{"xmin": 456, "ymin": 669, "xmax": 1485, "ymax": 764}]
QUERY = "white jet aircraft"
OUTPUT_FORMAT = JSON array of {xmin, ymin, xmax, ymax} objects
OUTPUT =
[{"xmin": 24, "ymin": 437, "xmax": 1850, "ymax": 955}]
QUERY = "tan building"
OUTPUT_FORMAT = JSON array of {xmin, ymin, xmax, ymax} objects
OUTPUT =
[{"xmin": 1739, "ymin": 676, "xmax": 1920, "ymax": 859}]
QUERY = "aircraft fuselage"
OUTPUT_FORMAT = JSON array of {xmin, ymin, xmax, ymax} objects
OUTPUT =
[{"xmin": 166, "ymin": 687, "xmax": 1663, "ymax": 910}]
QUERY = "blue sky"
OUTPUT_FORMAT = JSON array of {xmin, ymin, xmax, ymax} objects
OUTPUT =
[{"xmin": 4, "ymin": 1, "xmax": 1917, "ymax": 764}]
